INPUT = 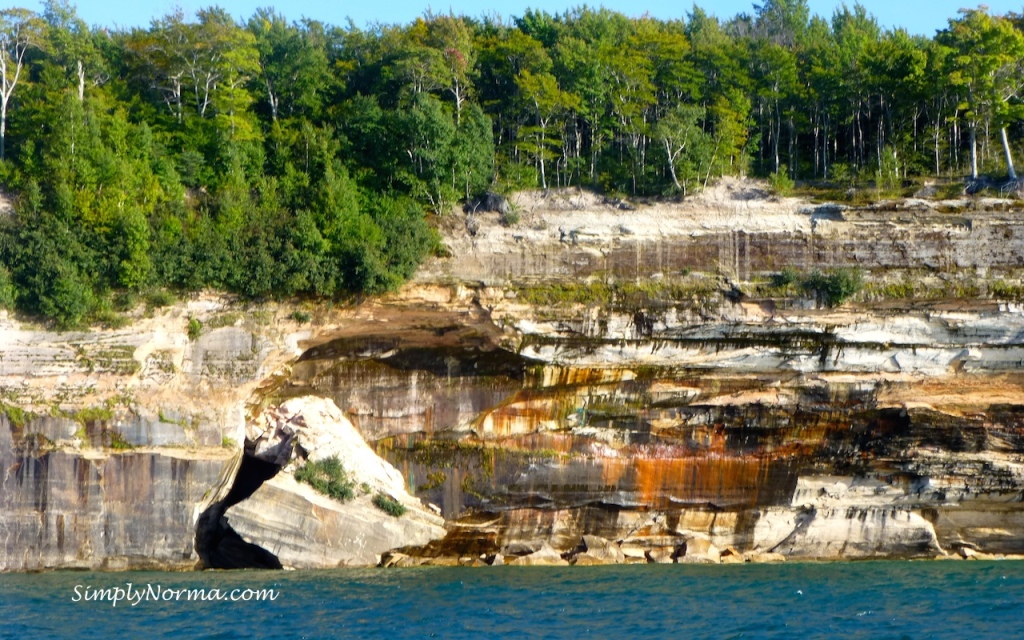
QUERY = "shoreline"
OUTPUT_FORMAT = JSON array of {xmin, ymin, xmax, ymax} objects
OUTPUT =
[{"xmin": 9, "ymin": 553, "xmax": 1024, "ymax": 575}]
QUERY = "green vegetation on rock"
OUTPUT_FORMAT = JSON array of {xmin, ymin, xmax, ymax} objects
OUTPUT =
[
  {"xmin": 371, "ymin": 492, "xmax": 407, "ymax": 517},
  {"xmin": 989, "ymin": 280, "xmax": 1024, "ymax": 302},
  {"xmin": 756, "ymin": 268, "xmax": 863, "ymax": 306},
  {"xmin": 0, "ymin": 402, "xmax": 28, "ymax": 428},
  {"xmin": 144, "ymin": 290, "xmax": 177, "ymax": 311},
  {"xmin": 515, "ymin": 277, "xmax": 717, "ymax": 310},
  {"xmin": 73, "ymin": 407, "xmax": 114, "ymax": 424},
  {"xmin": 768, "ymin": 166, "xmax": 795, "ymax": 196},
  {"xmin": 294, "ymin": 456, "xmax": 356, "ymax": 501},
  {"xmin": 800, "ymin": 268, "xmax": 864, "ymax": 307},
  {"xmin": 108, "ymin": 430, "xmax": 135, "ymax": 450},
  {"xmin": 187, "ymin": 317, "xmax": 203, "ymax": 341}
]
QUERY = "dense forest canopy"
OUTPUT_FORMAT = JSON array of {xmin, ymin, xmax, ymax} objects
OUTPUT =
[{"xmin": 0, "ymin": 0, "xmax": 1023, "ymax": 327}]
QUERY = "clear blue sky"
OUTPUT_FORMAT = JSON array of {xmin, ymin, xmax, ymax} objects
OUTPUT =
[{"xmin": 43, "ymin": 0, "xmax": 1023, "ymax": 36}]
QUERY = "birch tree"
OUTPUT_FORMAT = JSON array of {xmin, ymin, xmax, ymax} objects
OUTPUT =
[{"xmin": 0, "ymin": 8, "xmax": 41, "ymax": 160}]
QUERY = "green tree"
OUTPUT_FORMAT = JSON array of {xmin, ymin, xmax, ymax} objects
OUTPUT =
[
  {"xmin": 516, "ymin": 70, "xmax": 578, "ymax": 188},
  {"xmin": 551, "ymin": 34, "xmax": 608, "ymax": 185},
  {"xmin": 393, "ymin": 92, "xmax": 459, "ymax": 212},
  {"xmin": 452, "ymin": 102, "xmax": 494, "ymax": 198},
  {"xmin": 41, "ymin": 0, "xmax": 99, "ymax": 102},
  {"xmin": 863, "ymin": 29, "xmax": 928, "ymax": 179},
  {"xmin": 247, "ymin": 10, "xmax": 329, "ymax": 122},
  {"xmin": 686, "ymin": 8, "xmax": 753, "ymax": 177},
  {"xmin": 653, "ymin": 103, "xmax": 710, "ymax": 194},
  {"xmin": 939, "ymin": 8, "xmax": 1024, "ymax": 179},
  {"xmin": 830, "ymin": 4, "xmax": 881, "ymax": 172},
  {"xmin": 753, "ymin": 0, "xmax": 810, "ymax": 47},
  {"xmin": 127, "ymin": 8, "xmax": 260, "ymax": 130},
  {"xmin": 424, "ymin": 14, "xmax": 476, "ymax": 121},
  {"xmin": 750, "ymin": 40, "xmax": 798, "ymax": 175},
  {"xmin": 476, "ymin": 28, "xmax": 551, "ymax": 151}
]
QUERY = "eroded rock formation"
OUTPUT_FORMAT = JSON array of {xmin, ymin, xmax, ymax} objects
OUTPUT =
[
  {"xmin": 6, "ymin": 180, "xmax": 1024, "ymax": 570},
  {"xmin": 223, "ymin": 397, "xmax": 445, "ymax": 568}
]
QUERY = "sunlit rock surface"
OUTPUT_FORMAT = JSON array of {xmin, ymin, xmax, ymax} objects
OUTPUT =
[
  {"xmin": 6, "ymin": 182, "xmax": 1024, "ymax": 569},
  {"xmin": 225, "ymin": 396, "xmax": 445, "ymax": 568},
  {"xmin": 225, "ymin": 474, "xmax": 445, "ymax": 568},
  {"xmin": 0, "ymin": 415, "xmax": 230, "ymax": 571}
]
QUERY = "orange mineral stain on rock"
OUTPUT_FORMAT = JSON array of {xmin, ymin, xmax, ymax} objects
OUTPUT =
[
  {"xmin": 540, "ymin": 366, "xmax": 636, "ymax": 388},
  {"xmin": 497, "ymin": 432, "xmax": 576, "ymax": 454},
  {"xmin": 635, "ymin": 455, "xmax": 773, "ymax": 507},
  {"xmin": 600, "ymin": 457, "xmax": 631, "ymax": 489},
  {"xmin": 477, "ymin": 392, "xmax": 572, "ymax": 438}
]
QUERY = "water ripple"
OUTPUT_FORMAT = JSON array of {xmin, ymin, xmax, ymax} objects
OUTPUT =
[{"xmin": 2, "ymin": 562, "xmax": 1024, "ymax": 639}]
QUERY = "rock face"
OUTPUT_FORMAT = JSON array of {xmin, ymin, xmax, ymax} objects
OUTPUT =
[
  {"xmin": 249, "ymin": 397, "xmax": 410, "ymax": 495},
  {"xmin": 754, "ymin": 478, "xmax": 946, "ymax": 559},
  {"xmin": 225, "ymin": 475, "xmax": 445, "ymax": 568},
  {"xmin": 0, "ymin": 415, "xmax": 230, "ymax": 571},
  {"xmin": 508, "ymin": 542, "xmax": 568, "ymax": 566},
  {"xmin": 275, "ymin": 184, "xmax": 1024, "ymax": 565},
  {"xmin": 577, "ymin": 535, "xmax": 625, "ymax": 564},
  {"xmin": 224, "ymin": 397, "xmax": 445, "ymax": 568},
  {"xmin": 417, "ymin": 181, "xmax": 1024, "ymax": 284},
  {"xmin": 9, "ymin": 182, "xmax": 1024, "ymax": 570},
  {"xmin": 282, "ymin": 295, "xmax": 1024, "ymax": 562},
  {"xmin": 679, "ymin": 537, "xmax": 721, "ymax": 564},
  {"xmin": 0, "ymin": 294, "xmax": 321, "ymax": 572}
]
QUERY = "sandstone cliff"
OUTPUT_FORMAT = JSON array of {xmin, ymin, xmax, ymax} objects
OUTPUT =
[{"xmin": 5, "ymin": 178, "xmax": 1024, "ymax": 570}]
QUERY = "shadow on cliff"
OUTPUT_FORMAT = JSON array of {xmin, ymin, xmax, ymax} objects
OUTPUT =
[{"xmin": 195, "ymin": 454, "xmax": 283, "ymax": 569}]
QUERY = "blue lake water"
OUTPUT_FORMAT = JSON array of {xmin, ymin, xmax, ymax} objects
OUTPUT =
[{"xmin": 2, "ymin": 561, "xmax": 1023, "ymax": 639}]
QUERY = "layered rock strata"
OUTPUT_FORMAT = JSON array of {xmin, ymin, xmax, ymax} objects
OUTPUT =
[
  {"xmin": 280, "ymin": 300, "xmax": 1024, "ymax": 563},
  {"xmin": 0, "ymin": 414, "xmax": 231, "ymax": 571},
  {"xmin": 5, "ymin": 181, "xmax": 1024, "ymax": 569},
  {"xmin": 278, "ymin": 184, "xmax": 1024, "ymax": 564}
]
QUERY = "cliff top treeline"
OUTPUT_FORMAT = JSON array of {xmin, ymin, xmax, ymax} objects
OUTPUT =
[{"xmin": 0, "ymin": 0, "xmax": 1022, "ymax": 327}]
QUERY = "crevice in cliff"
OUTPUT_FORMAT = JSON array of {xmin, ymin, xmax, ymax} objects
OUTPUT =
[{"xmin": 195, "ymin": 454, "xmax": 283, "ymax": 569}]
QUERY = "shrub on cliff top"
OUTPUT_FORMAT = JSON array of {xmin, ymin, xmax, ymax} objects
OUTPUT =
[
  {"xmin": 801, "ymin": 268, "xmax": 864, "ymax": 307},
  {"xmin": 295, "ymin": 456, "xmax": 355, "ymax": 501},
  {"xmin": 768, "ymin": 165, "xmax": 795, "ymax": 196}
]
